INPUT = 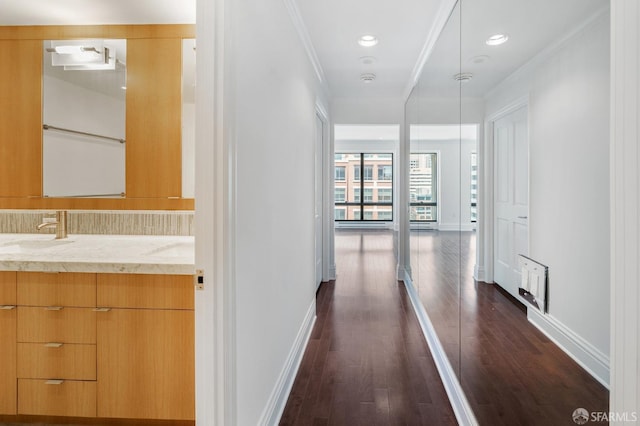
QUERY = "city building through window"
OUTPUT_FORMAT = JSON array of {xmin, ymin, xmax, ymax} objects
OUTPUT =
[{"xmin": 334, "ymin": 153, "xmax": 393, "ymax": 221}]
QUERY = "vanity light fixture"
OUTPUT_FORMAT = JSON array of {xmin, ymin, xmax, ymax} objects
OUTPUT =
[
  {"xmin": 47, "ymin": 40, "xmax": 116, "ymax": 71},
  {"xmin": 47, "ymin": 45, "xmax": 100, "ymax": 55},
  {"xmin": 358, "ymin": 35, "xmax": 378, "ymax": 47},
  {"xmin": 485, "ymin": 33, "xmax": 509, "ymax": 46}
]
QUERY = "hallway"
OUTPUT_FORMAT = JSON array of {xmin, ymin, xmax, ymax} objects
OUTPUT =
[{"xmin": 280, "ymin": 230, "xmax": 456, "ymax": 425}]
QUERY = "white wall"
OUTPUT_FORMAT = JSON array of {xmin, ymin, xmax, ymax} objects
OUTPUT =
[
  {"xmin": 232, "ymin": 0, "xmax": 328, "ymax": 424},
  {"xmin": 43, "ymin": 75, "xmax": 125, "ymax": 197},
  {"xmin": 331, "ymin": 97, "xmax": 403, "ymax": 124},
  {"xmin": 485, "ymin": 12, "xmax": 611, "ymax": 371}
]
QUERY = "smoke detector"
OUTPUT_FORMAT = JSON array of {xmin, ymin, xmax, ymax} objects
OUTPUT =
[
  {"xmin": 360, "ymin": 73, "xmax": 376, "ymax": 83},
  {"xmin": 453, "ymin": 72, "xmax": 473, "ymax": 83}
]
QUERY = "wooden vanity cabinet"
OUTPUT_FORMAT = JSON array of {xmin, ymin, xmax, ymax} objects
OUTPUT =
[
  {"xmin": 0, "ymin": 272, "xmax": 17, "ymax": 415},
  {"xmin": 4, "ymin": 271, "xmax": 194, "ymax": 421},
  {"xmin": 96, "ymin": 273, "xmax": 195, "ymax": 421},
  {"xmin": 15, "ymin": 272, "xmax": 97, "ymax": 417}
]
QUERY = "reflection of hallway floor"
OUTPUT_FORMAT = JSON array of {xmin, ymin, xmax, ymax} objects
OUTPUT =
[
  {"xmin": 280, "ymin": 229, "xmax": 456, "ymax": 425},
  {"xmin": 411, "ymin": 230, "xmax": 609, "ymax": 425}
]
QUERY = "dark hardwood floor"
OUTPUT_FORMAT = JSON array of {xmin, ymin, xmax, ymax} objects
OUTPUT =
[
  {"xmin": 283, "ymin": 229, "xmax": 609, "ymax": 425},
  {"xmin": 411, "ymin": 230, "xmax": 609, "ymax": 425},
  {"xmin": 280, "ymin": 230, "xmax": 456, "ymax": 426}
]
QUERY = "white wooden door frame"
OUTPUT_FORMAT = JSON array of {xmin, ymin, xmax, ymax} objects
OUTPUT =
[
  {"xmin": 482, "ymin": 96, "xmax": 529, "ymax": 285},
  {"xmin": 315, "ymin": 103, "xmax": 335, "ymax": 283}
]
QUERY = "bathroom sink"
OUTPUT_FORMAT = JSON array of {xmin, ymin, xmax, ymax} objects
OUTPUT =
[{"xmin": 0, "ymin": 238, "xmax": 74, "ymax": 253}]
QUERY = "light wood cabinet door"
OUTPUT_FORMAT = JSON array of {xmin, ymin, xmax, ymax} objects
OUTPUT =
[
  {"xmin": 0, "ymin": 306, "xmax": 17, "ymax": 415},
  {"xmin": 17, "ymin": 307, "xmax": 96, "ymax": 344},
  {"xmin": 18, "ymin": 379, "xmax": 96, "ymax": 417},
  {"xmin": 97, "ymin": 273, "xmax": 193, "ymax": 310},
  {"xmin": 17, "ymin": 343, "xmax": 96, "ymax": 381},
  {"xmin": 0, "ymin": 271, "xmax": 16, "ymax": 305},
  {"xmin": 17, "ymin": 272, "xmax": 96, "ymax": 308},
  {"xmin": 0, "ymin": 271, "xmax": 16, "ymax": 414},
  {"xmin": 0, "ymin": 40, "xmax": 42, "ymax": 198},
  {"xmin": 97, "ymin": 308, "xmax": 194, "ymax": 420},
  {"xmin": 126, "ymin": 38, "xmax": 182, "ymax": 198}
]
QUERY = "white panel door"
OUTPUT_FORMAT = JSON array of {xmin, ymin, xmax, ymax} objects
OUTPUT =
[
  {"xmin": 493, "ymin": 106, "xmax": 529, "ymax": 297},
  {"xmin": 314, "ymin": 114, "xmax": 324, "ymax": 289}
]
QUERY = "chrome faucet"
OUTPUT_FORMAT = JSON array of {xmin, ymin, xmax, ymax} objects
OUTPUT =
[{"xmin": 36, "ymin": 210, "xmax": 68, "ymax": 239}]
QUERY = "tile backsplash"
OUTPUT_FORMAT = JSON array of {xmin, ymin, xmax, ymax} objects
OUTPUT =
[{"xmin": 0, "ymin": 210, "xmax": 194, "ymax": 236}]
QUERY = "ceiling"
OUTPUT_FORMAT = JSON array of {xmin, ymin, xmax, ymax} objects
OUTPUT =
[
  {"xmin": 0, "ymin": 0, "xmax": 610, "ymax": 102},
  {"xmin": 0, "ymin": 0, "xmax": 445, "ymax": 101},
  {"xmin": 419, "ymin": 0, "xmax": 609, "ymax": 98},
  {"xmin": 295, "ymin": 0, "xmax": 446, "ymax": 99}
]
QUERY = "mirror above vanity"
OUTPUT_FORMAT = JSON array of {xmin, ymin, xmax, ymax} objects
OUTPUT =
[
  {"xmin": 0, "ymin": 25, "xmax": 195, "ymax": 210},
  {"xmin": 43, "ymin": 38, "xmax": 127, "ymax": 198}
]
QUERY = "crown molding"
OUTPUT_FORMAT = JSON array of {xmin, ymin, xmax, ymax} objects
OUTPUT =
[
  {"xmin": 402, "ymin": 0, "xmax": 458, "ymax": 101},
  {"xmin": 282, "ymin": 0, "xmax": 328, "ymax": 88}
]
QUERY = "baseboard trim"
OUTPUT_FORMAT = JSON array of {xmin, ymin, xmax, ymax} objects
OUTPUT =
[
  {"xmin": 527, "ymin": 308, "xmax": 610, "ymax": 389},
  {"xmin": 402, "ymin": 272, "xmax": 478, "ymax": 425},
  {"xmin": 328, "ymin": 264, "xmax": 337, "ymax": 281},
  {"xmin": 260, "ymin": 299, "xmax": 317, "ymax": 426},
  {"xmin": 473, "ymin": 264, "xmax": 485, "ymax": 282},
  {"xmin": 438, "ymin": 223, "xmax": 476, "ymax": 232}
]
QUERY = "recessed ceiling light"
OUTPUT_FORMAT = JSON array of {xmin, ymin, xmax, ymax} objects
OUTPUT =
[
  {"xmin": 486, "ymin": 34, "xmax": 509, "ymax": 46},
  {"xmin": 121, "ymin": 86, "xmax": 127, "ymax": 90},
  {"xmin": 359, "ymin": 56, "xmax": 377, "ymax": 65},
  {"xmin": 360, "ymin": 73, "xmax": 376, "ymax": 83},
  {"xmin": 358, "ymin": 35, "xmax": 378, "ymax": 47}
]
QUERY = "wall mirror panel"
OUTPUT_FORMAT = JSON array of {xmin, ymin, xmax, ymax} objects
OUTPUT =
[
  {"xmin": 457, "ymin": 0, "xmax": 611, "ymax": 422},
  {"xmin": 407, "ymin": 0, "xmax": 610, "ymax": 422},
  {"xmin": 407, "ymin": 0, "xmax": 462, "ymax": 376}
]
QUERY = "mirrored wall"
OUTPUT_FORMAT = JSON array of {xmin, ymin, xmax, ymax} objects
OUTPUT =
[
  {"xmin": 406, "ymin": 0, "xmax": 610, "ymax": 423},
  {"xmin": 407, "ymin": 0, "xmax": 463, "ymax": 376}
]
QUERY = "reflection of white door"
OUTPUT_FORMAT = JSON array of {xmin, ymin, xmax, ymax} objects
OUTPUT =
[
  {"xmin": 494, "ymin": 106, "xmax": 529, "ymax": 298},
  {"xmin": 314, "ymin": 114, "xmax": 324, "ymax": 289}
]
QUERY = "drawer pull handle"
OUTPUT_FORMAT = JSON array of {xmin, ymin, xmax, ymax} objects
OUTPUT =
[
  {"xmin": 44, "ymin": 343, "xmax": 64, "ymax": 348},
  {"xmin": 45, "ymin": 380, "xmax": 64, "ymax": 385},
  {"xmin": 45, "ymin": 306, "xmax": 64, "ymax": 311},
  {"xmin": 0, "ymin": 305, "xmax": 16, "ymax": 310},
  {"xmin": 93, "ymin": 307, "xmax": 112, "ymax": 312}
]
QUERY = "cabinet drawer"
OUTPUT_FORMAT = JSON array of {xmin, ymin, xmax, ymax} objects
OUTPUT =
[
  {"xmin": 0, "ymin": 271, "xmax": 16, "ymax": 305},
  {"xmin": 17, "ymin": 343, "xmax": 96, "ymax": 380},
  {"xmin": 97, "ymin": 273, "xmax": 193, "ymax": 310},
  {"xmin": 17, "ymin": 307, "xmax": 96, "ymax": 344},
  {"xmin": 0, "ymin": 307, "xmax": 16, "ymax": 415},
  {"xmin": 18, "ymin": 379, "xmax": 96, "ymax": 417},
  {"xmin": 18, "ymin": 272, "xmax": 96, "ymax": 307}
]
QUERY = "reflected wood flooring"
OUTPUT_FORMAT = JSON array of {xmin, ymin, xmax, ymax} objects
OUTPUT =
[
  {"xmin": 411, "ymin": 230, "xmax": 609, "ymax": 425},
  {"xmin": 280, "ymin": 230, "xmax": 456, "ymax": 426}
]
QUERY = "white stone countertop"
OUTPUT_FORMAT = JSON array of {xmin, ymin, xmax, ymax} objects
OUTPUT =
[{"xmin": 0, "ymin": 234, "xmax": 195, "ymax": 275}]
